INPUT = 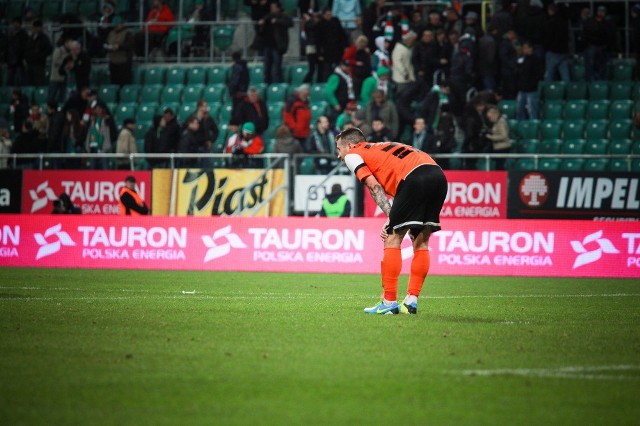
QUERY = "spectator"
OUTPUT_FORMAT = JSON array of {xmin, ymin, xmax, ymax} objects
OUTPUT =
[
  {"xmin": 332, "ymin": 0, "xmax": 361, "ymax": 38},
  {"xmin": 233, "ymin": 87, "xmax": 269, "ymax": 136},
  {"xmin": 63, "ymin": 86, "xmax": 95, "ymax": 120},
  {"xmin": 364, "ymin": 89, "xmax": 398, "ymax": 139},
  {"xmin": 543, "ymin": 3, "xmax": 570, "ymax": 83},
  {"xmin": 283, "ymin": 84, "xmax": 312, "ymax": 147},
  {"xmin": 97, "ymin": 1, "xmax": 119, "ymax": 57},
  {"xmin": 443, "ymin": 6, "xmax": 463, "ymax": 35},
  {"xmin": 406, "ymin": 117, "xmax": 427, "ymax": 150},
  {"xmin": 158, "ymin": 108, "xmax": 181, "ymax": 157},
  {"xmin": 498, "ymin": 29, "xmax": 520, "ymax": 100},
  {"xmin": 336, "ymin": 100, "xmax": 359, "ymax": 131},
  {"xmin": 106, "ymin": 18, "xmax": 134, "ymax": 86},
  {"xmin": 61, "ymin": 41, "xmax": 91, "ymax": 91},
  {"xmin": 489, "ymin": 0, "xmax": 514, "ymax": 37},
  {"xmin": 516, "ymin": 40, "xmax": 544, "ymax": 120},
  {"xmin": 434, "ymin": 29, "xmax": 452, "ymax": 77},
  {"xmin": 116, "ymin": 118, "xmax": 137, "ymax": 169},
  {"xmin": 52, "ymin": 193, "xmax": 81, "ymax": 214},
  {"xmin": 185, "ymin": 0, "xmax": 213, "ymax": 56},
  {"xmin": 319, "ymin": 183, "xmax": 351, "ymax": 217},
  {"xmin": 325, "ymin": 60, "xmax": 356, "ymax": 123},
  {"xmin": 360, "ymin": 65, "xmax": 390, "ymax": 106},
  {"xmin": 0, "ymin": 128, "xmax": 12, "ymax": 169},
  {"xmin": 143, "ymin": 115, "xmax": 163, "ymax": 167},
  {"xmin": 227, "ymin": 51, "xmax": 250, "ymax": 115},
  {"xmin": 61, "ymin": 109, "xmax": 86, "ymax": 156},
  {"xmin": 449, "ymin": 33, "xmax": 475, "ymax": 121},
  {"xmin": 257, "ymin": 1, "xmax": 293, "ymax": 84},
  {"xmin": 316, "ymin": 8, "xmax": 348, "ymax": 82},
  {"xmin": 409, "ymin": 9, "xmax": 425, "ymax": 36},
  {"xmin": 483, "ymin": 104, "xmax": 511, "ymax": 170},
  {"xmin": 421, "ymin": 75, "xmax": 451, "ymax": 139},
  {"xmin": 134, "ymin": 0, "xmax": 176, "ymax": 56},
  {"xmin": 308, "ymin": 115, "xmax": 339, "ymax": 173},
  {"xmin": 478, "ymin": 24, "xmax": 499, "ymax": 91},
  {"xmin": 245, "ymin": 0, "xmax": 271, "ymax": 52},
  {"xmin": 26, "ymin": 104, "xmax": 49, "ymax": 147},
  {"xmin": 85, "ymin": 101, "xmax": 117, "ymax": 168},
  {"xmin": 461, "ymin": 95, "xmax": 488, "ymax": 170},
  {"xmin": 412, "ymin": 29, "xmax": 439, "ymax": 86},
  {"xmin": 582, "ymin": 5, "xmax": 616, "ymax": 81},
  {"xmin": 362, "ymin": 0, "xmax": 388, "ymax": 50},
  {"xmin": 177, "ymin": 115, "xmax": 200, "ymax": 167},
  {"xmin": 46, "ymin": 102, "xmax": 65, "ymax": 156},
  {"xmin": 273, "ymin": 125, "xmax": 303, "ymax": 156},
  {"xmin": 302, "ymin": 11, "xmax": 321, "ymax": 83},
  {"xmin": 367, "ymin": 117, "xmax": 393, "ymax": 142},
  {"xmin": 462, "ymin": 11, "xmax": 483, "ymax": 40},
  {"xmin": 342, "ymin": 35, "xmax": 372, "ymax": 99},
  {"xmin": 225, "ymin": 122, "xmax": 264, "ymax": 167},
  {"xmin": 119, "ymin": 175, "xmax": 149, "ymax": 215},
  {"xmin": 11, "ymin": 122, "xmax": 40, "ymax": 168},
  {"xmin": 48, "ymin": 39, "xmax": 72, "ymax": 104},
  {"xmin": 632, "ymin": 5, "xmax": 640, "ymax": 72},
  {"xmin": 24, "ymin": 20, "xmax": 53, "ymax": 87},
  {"xmin": 7, "ymin": 17, "xmax": 29, "ymax": 87},
  {"xmin": 11, "ymin": 88, "xmax": 30, "ymax": 136},
  {"xmin": 371, "ymin": 35, "xmax": 391, "ymax": 71},
  {"xmin": 391, "ymin": 29, "xmax": 418, "ymax": 138},
  {"xmin": 425, "ymin": 9, "xmax": 444, "ymax": 33}
]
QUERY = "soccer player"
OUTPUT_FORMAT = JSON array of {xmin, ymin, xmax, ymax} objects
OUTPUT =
[{"xmin": 335, "ymin": 127, "xmax": 448, "ymax": 314}]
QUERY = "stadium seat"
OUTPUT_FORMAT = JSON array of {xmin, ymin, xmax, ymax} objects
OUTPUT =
[
  {"xmin": 288, "ymin": 64, "xmax": 309, "ymax": 86},
  {"xmin": 114, "ymin": 103, "xmax": 137, "ymax": 124},
  {"xmin": 517, "ymin": 120, "xmax": 540, "ymax": 139},
  {"xmin": 178, "ymin": 104, "xmax": 196, "ymax": 121},
  {"xmin": 76, "ymin": 1, "xmax": 98, "ymax": 18},
  {"xmin": 140, "ymin": 85, "xmax": 163, "ymax": 103},
  {"xmin": 299, "ymin": 157, "xmax": 317, "ymax": 174},
  {"xmin": 266, "ymin": 83, "xmax": 289, "ymax": 103},
  {"xmin": 562, "ymin": 139, "xmax": 586, "ymax": 155},
  {"xmin": 633, "ymin": 159, "xmax": 640, "ymax": 173},
  {"xmin": 183, "ymin": 85, "xmax": 205, "ymax": 104},
  {"xmin": 583, "ymin": 158, "xmax": 609, "ymax": 172},
  {"xmin": 609, "ymin": 100, "xmax": 634, "ymax": 120},
  {"xmin": 540, "ymin": 81, "xmax": 565, "ymax": 101},
  {"xmin": 475, "ymin": 158, "xmax": 495, "ymax": 171},
  {"xmin": 207, "ymin": 65, "xmax": 229, "ymax": 85},
  {"xmin": 586, "ymin": 100, "xmax": 610, "ymax": 120},
  {"xmin": 512, "ymin": 158, "xmax": 536, "ymax": 170},
  {"xmin": 565, "ymin": 81, "xmax": 587, "ymax": 100},
  {"xmin": 609, "ymin": 59, "xmax": 635, "ymax": 81},
  {"xmin": 166, "ymin": 68, "xmax": 186, "ymax": 85},
  {"xmin": 609, "ymin": 120, "xmax": 632, "ymax": 140},
  {"xmin": 515, "ymin": 139, "xmax": 539, "ymax": 154},
  {"xmin": 134, "ymin": 123, "xmax": 146, "ymax": 140},
  {"xmin": 609, "ymin": 81, "xmax": 633, "ymax": 101},
  {"xmin": 539, "ymin": 158, "xmax": 561, "ymax": 171},
  {"xmin": 33, "ymin": 86, "xmax": 48, "ymax": 105},
  {"xmin": 90, "ymin": 67, "xmax": 110, "ymax": 86},
  {"xmin": 160, "ymin": 85, "xmax": 184, "ymax": 104},
  {"xmin": 186, "ymin": 67, "xmax": 207, "ymax": 85},
  {"xmin": 309, "ymin": 83, "xmax": 327, "ymax": 102},
  {"xmin": 136, "ymin": 104, "xmax": 157, "ymax": 123},
  {"xmin": 570, "ymin": 62, "xmax": 585, "ymax": 82},
  {"xmin": 41, "ymin": 1, "xmax": 61, "ymax": 20},
  {"xmin": 119, "ymin": 85, "xmax": 141, "ymax": 103},
  {"xmin": 97, "ymin": 84, "xmax": 119, "ymax": 104},
  {"xmin": 584, "ymin": 120, "xmax": 609, "ymax": 140},
  {"xmin": 588, "ymin": 81, "xmax": 609, "ymax": 100},
  {"xmin": 541, "ymin": 100, "xmax": 564, "ymax": 120},
  {"xmin": 632, "ymin": 140, "xmax": 640, "ymax": 155},
  {"xmin": 633, "ymin": 83, "xmax": 640, "ymax": 101},
  {"xmin": 143, "ymin": 67, "xmax": 166, "ymax": 85},
  {"xmin": 564, "ymin": 100, "xmax": 588, "ymax": 120},
  {"xmin": 562, "ymin": 120, "xmax": 585, "ymax": 139},
  {"xmin": 560, "ymin": 158, "xmax": 585, "ymax": 171},
  {"xmin": 609, "ymin": 139, "xmax": 632, "ymax": 155},
  {"xmin": 202, "ymin": 84, "xmax": 228, "ymax": 104},
  {"xmin": 539, "ymin": 138, "xmax": 562, "ymax": 154},
  {"xmin": 213, "ymin": 26, "xmax": 235, "ymax": 55},
  {"xmin": 498, "ymin": 100, "xmax": 517, "ymax": 119},
  {"xmin": 218, "ymin": 103, "xmax": 234, "ymax": 123},
  {"xmin": 310, "ymin": 101, "xmax": 328, "ymax": 121},
  {"xmin": 609, "ymin": 158, "xmax": 630, "ymax": 172},
  {"xmin": 584, "ymin": 139, "xmax": 609, "ymax": 155},
  {"xmin": 267, "ymin": 101, "xmax": 284, "ymax": 118},
  {"xmin": 540, "ymin": 119, "xmax": 563, "ymax": 139},
  {"xmin": 248, "ymin": 65, "xmax": 265, "ymax": 85}
]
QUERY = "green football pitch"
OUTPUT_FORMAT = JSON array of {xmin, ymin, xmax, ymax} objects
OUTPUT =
[{"xmin": 1, "ymin": 268, "xmax": 639, "ymax": 425}]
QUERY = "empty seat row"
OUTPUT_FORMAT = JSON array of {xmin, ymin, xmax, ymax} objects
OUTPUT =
[
  {"xmin": 510, "ymin": 157, "xmax": 640, "ymax": 173},
  {"xmin": 510, "ymin": 119, "xmax": 638, "ymax": 141},
  {"xmin": 514, "ymin": 138, "xmax": 640, "ymax": 156},
  {"xmin": 538, "ymin": 80, "xmax": 640, "ymax": 102}
]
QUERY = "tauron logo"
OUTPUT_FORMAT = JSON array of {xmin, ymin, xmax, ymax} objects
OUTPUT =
[
  {"xmin": 30, "ymin": 181, "xmax": 58, "ymax": 213},
  {"xmin": 570, "ymin": 231, "xmax": 620, "ymax": 268},
  {"xmin": 34, "ymin": 224, "xmax": 76, "ymax": 259},
  {"xmin": 519, "ymin": 173, "xmax": 549, "ymax": 207},
  {"xmin": 201, "ymin": 225, "xmax": 247, "ymax": 262}
]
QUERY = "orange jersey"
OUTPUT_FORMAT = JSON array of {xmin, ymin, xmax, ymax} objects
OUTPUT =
[{"xmin": 344, "ymin": 142, "xmax": 439, "ymax": 196}]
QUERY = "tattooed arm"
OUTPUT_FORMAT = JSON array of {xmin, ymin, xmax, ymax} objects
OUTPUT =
[{"xmin": 363, "ymin": 175, "xmax": 391, "ymax": 216}]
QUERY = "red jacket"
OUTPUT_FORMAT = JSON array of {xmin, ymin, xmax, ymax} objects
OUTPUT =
[
  {"xmin": 146, "ymin": 4, "xmax": 175, "ymax": 34},
  {"xmin": 283, "ymin": 95, "xmax": 311, "ymax": 139}
]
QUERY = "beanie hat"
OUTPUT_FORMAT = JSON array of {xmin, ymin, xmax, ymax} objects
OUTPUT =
[
  {"xmin": 377, "ymin": 66, "xmax": 390, "ymax": 77},
  {"xmin": 400, "ymin": 14, "xmax": 410, "ymax": 39},
  {"xmin": 242, "ymin": 122, "xmax": 255, "ymax": 133},
  {"xmin": 384, "ymin": 12, "xmax": 394, "ymax": 41}
]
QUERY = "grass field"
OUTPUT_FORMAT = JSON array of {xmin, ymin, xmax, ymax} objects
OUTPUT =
[{"xmin": 1, "ymin": 268, "xmax": 639, "ymax": 425}]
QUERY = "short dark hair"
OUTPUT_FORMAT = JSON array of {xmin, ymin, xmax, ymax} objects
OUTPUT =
[
  {"xmin": 125, "ymin": 175, "xmax": 136, "ymax": 183},
  {"xmin": 336, "ymin": 127, "xmax": 365, "ymax": 145}
]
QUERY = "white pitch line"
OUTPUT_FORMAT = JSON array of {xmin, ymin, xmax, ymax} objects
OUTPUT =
[{"xmin": 455, "ymin": 365, "xmax": 640, "ymax": 381}]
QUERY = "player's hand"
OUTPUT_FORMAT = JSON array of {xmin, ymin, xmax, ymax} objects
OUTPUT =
[{"xmin": 380, "ymin": 220, "xmax": 389, "ymax": 241}]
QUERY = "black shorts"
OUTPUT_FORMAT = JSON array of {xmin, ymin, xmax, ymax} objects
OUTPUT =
[{"xmin": 386, "ymin": 164, "xmax": 448, "ymax": 238}]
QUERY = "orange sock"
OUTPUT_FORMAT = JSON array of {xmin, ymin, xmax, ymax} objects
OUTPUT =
[
  {"xmin": 381, "ymin": 247, "xmax": 402, "ymax": 302},
  {"xmin": 407, "ymin": 249, "xmax": 430, "ymax": 296}
]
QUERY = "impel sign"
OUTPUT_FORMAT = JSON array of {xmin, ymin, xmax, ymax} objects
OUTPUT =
[
  {"xmin": 364, "ymin": 171, "xmax": 507, "ymax": 219},
  {"xmin": 1, "ymin": 215, "xmax": 638, "ymax": 278},
  {"xmin": 22, "ymin": 171, "xmax": 151, "ymax": 215}
]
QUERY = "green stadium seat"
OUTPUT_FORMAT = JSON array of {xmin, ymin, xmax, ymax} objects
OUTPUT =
[
  {"xmin": 133, "ymin": 67, "xmax": 145, "ymax": 84},
  {"xmin": 633, "ymin": 83, "xmax": 640, "ymax": 101},
  {"xmin": 310, "ymin": 101, "xmax": 328, "ymax": 121},
  {"xmin": 140, "ymin": 85, "xmax": 163, "ymax": 103},
  {"xmin": 512, "ymin": 158, "xmax": 536, "ymax": 170},
  {"xmin": 288, "ymin": 64, "xmax": 309, "ymax": 86},
  {"xmin": 583, "ymin": 158, "xmax": 609, "ymax": 172},
  {"xmin": 33, "ymin": 86, "xmax": 48, "ymax": 105},
  {"xmin": 562, "ymin": 120, "xmax": 585, "ymax": 139},
  {"xmin": 633, "ymin": 159, "xmax": 640, "ymax": 173},
  {"xmin": 266, "ymin": 83, "xmax": 289, "ymax": 103},
  {"xmin": 76, "ymin": 1, "xmax": 98, "ymax": 18},
  {"xmin": 588, "ymin": 81, "xmax": 609, "ymax": 100},
  {"xmin": 565, "ymin": 81, "xmax": 587, "ymax": 100},
  {"xmin": 262, "ymin": 138, "xmax": 276, "ymax": 154},
  {"xmin": 584, "ymin": 139, "xmax": 609, "ymax": 155},
  {"xmin": 475, "ymin": 158, "xmax": 495, "ymax": 171},
  {"xmin": 213, "ymin": 25, "xmax": 235, "ymax": 55},
  {"xmin": 539, "ymin": 139, "xmax": 562, "ymax": 154},
  {"xmin": 299, "ymin": 157, "xmax": 317, "ymax": 174},
  {"xmin": 586, "ymin": 100, "xmax": 610, "ymax": 120},
  {"xmin": 609, "ymin": 81, "xmax": 633, "ymax": 101},
  {"xmin": 541, "ymin": 100, "xmax": 564, "ymax": 119},
  {"xmin": 539, "ymin": 158, "xmax": 561, "ymax": 171},
  {"xmin": 498, "ymin": 100, "xmax": 517, "ymax": 119},
  {"xmin": 218, "ymin": 103, "xmax": 234, "ymax": 123},
  {"xmin": 114, "ymin": 103, "xmax": 137, "ymax": 124},
  {"xmin": 183, "ymin": 85, "xmax": 205, "ymax": 104},
  {"xmin": 632, "ymin": 140, "xmax": 640, "ymax": 155},
  {"xmin": 507, "ymin": 118, "xmax": 519, "ymax": 139},
  {"xmin": 159, "ymin": 103, "xmax": 180, "ymax": 118},
  {"xmin": 267, "ymin": 102, "xmax": 284, "ymax": 118},
  {"xmin": 609, "ymin": 120, "xmax": 632, "ymax": 140},
  {"xmin": 609, "ymin": 100, "xmax": 634, "ymax": 120},
  {"xmin": 202, "ymin": 84, "xmax": 228, "ymax": 104},
  {"xmin": 143, "ymin": 67, "xmax": 166, "ymax": 85},
  {"xmin": 166, "ymin": 68, "xmax": 186, "ymax": 85},
  {"xmin": 310, "ymin": 83, "xmax": 327, "ymax": 102},
  {"xmin": 106, "ymin": 102, "xmax": 118, "ymax": 115},
  {"xmin": 584, "ymin": 120, "xmax": 608, "ymax": 140},
  {"xmin": 570, "ymin": 62, "xmax": 585, "ymax": 82},
  {"xmin": 515, "ymin": 139, "xmax": 539, "ymax": 154},
  {"xmin": 119, "ymin": 85, "xmax": 141, "ymax": 103},
  {"xmin": 609, "ymin": 139, "xmax": 632, "ymax": 155},
  {"xmin": 207, "ymin": 65, "xmax": 229, "ymax": 84},
  {"xmin": 560, "ymin": 158, "xmax": 585, "ymax": 171},
  {"xmin": 517, "ymin": 120, "xmax": 540, "ymax": 139},
  {"xmin": 41, "ymin": 1, "xmax": 61, "ymax": 20},
  {"xmin": 186, "ymin": 67, "xmax": 206, "ymax": 85},
  {"xmin": 134, "ymin": 124, "xmax": 146, "ymax": 140},
  {"xmin": 562, "ymin": 139, "xmax": 585, "ymax": 155},
  {"xmin": 540, "ymin": 81, "xmax": 565, "ymax": 101},
  {"xmin": 97, "ymin": 84, "xmax": 119, "ymax": 104},
  {"xmin": 160, "ymin": 85, "xmax": 184, "ymax": 103},
  {"xmin": 19, "ymin": 86, "xmax": 35, "ymax": 104},
  {"xmin": 248, "ymin": 65, "xmax": 265, "ymax": 85},
  {"xmin": 136, "ymin": 104, "xmax": 158, "ymax": 123},
  {"xmin": 609, "ymin": 158, "xmax": 630, "ymax": 172},
  {"xmin": 609, "ymin": 59, "xmax": 635, "ymax": 81},
  {"xmin": 540, "ymin": 119, "xmax": 563, "ymax": 139},
  {"xmin": 179, "ymin": 104, "xmax": 196, "ymax": 122},
  {"xmin": 564, "ymin": 100, "xmax": 587, "ymax": 120}
]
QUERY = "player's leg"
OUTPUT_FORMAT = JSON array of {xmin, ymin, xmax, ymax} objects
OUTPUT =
[{"xmin": 401, "ymin": 229, "xmax": 432, "ymax": 314}]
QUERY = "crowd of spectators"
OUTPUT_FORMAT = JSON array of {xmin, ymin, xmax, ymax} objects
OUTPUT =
[{"xmin": 0, "ymin": 0, "xmax": 639, "ymax": 172}]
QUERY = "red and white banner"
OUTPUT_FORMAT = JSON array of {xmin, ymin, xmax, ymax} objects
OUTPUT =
[
  {"xmin": 364, "ymin": 171, "xmax": 507, "ymax": 219},
  {"xmin": 1, "ymin": 215, "xmax": 638, "ymax": 278},
  {"xmin": 22, "ymin": 171, "xmax": 152, "ymax": 215}
]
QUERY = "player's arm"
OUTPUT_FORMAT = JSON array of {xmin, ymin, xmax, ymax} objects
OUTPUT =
[{"xmin": 363, "ymin": 175, "xmax": 391, "ymax": 217}]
